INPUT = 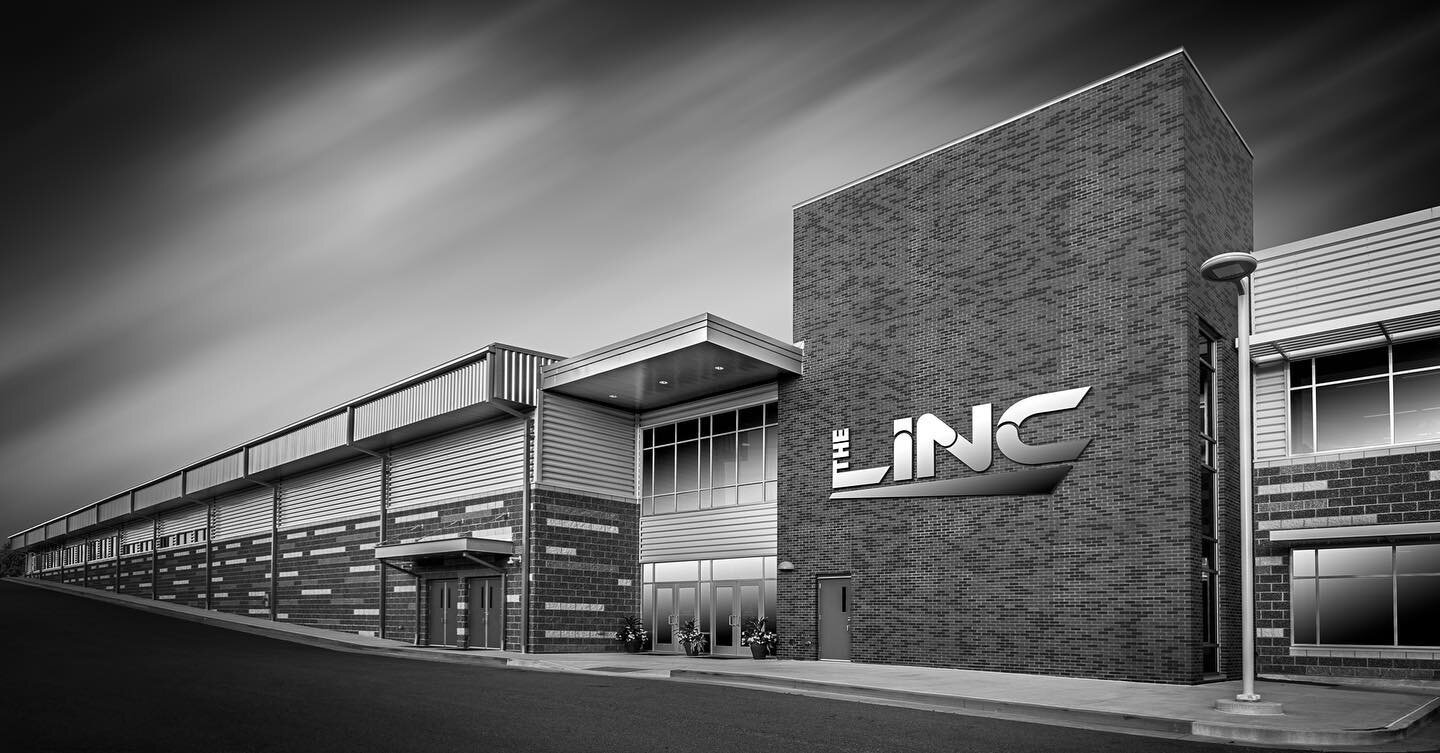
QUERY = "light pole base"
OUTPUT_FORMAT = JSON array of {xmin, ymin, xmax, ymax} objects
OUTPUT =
[{"xmin": 1215, "ymin": 697, "xmax": 1284, "ymax": 716}]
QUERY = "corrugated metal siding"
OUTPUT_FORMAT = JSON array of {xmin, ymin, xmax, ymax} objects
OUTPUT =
[
  {"xmin": 1254, "ymin": 364, "xmax": 1288, "ymax": 460},
  {"xmin": 538, "ymin": 393, "xmax": 636, "ymax": 499},
  {"xmin": 279, "ymin": 458, "xmax": 381, "ymax": 531},
  {"xmin": 25, "ymin": 529, "xmax": 44, "ymax": 546},
  {"xmin": 121, "ymin": 519, "xmax": 154, "ymax": 545},
  {"xmin": 390, "ymin": 420, "xmax": 526, "ymax": 511},
  {"xmin": 640, "ymin": 502, "xmax": 777, "ymax": 562},
  {"xmin": 492, "ymin": 349, "xmax": 554, "ymax": 405},
  {"xmin": 247, "ymin": 413, "xmax": 348, "ymax": 473},
  {"xmin": 640, "ymin": 383, "xmax": 779, "ymax": 426},
  {"xmin": 9, "ymin": 534, "xmax": 23, "ymax": 550},
  {"xmin": 67, "ymin": 507, "xmax": 97, "ymax": 530},
  {"xmin": 98, "ymin": 495, "xmax": 130, "ymax": 521},
  {"xmin": 134, "ymin": 475, "xmax": 183, "ymax": 510},
  {"xmin": 186, "ymin": 452, "xmax": 244, "ymax": 495},
  {"xmin": 45, "ymin": 521, "xmax": 65, "ymax": 539},
  {"xmin": 213, "ymin": 487, "xmax": 274, "ymax": 541},
  {"xmin": 1253, "ymin": 213, "xmax": 1440, "ymax": 336},
  {"xmin": 353, "ymin": 360, "xmax": 489, "ymax": 440},
  {"xmin": 158, "ymin": 504, "xmax": 208, "ymax": 535}
]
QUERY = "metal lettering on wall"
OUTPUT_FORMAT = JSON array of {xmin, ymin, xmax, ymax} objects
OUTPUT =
[{"xmin": 829, "ymin": 387, "xmax": 1092, "ymax": 499}]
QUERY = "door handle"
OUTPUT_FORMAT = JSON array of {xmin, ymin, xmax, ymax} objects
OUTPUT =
[{"xmin": 668, "ymin": 614, "xmax": 678, "ymax": 626}]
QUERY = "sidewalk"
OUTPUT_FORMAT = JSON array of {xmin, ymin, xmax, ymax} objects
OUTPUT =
[{"xmin": 11, "ymin": 577, "xmax": 1439, "ymax": 749}]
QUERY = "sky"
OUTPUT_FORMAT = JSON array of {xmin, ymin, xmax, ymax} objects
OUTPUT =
[{"xmin": 4, "ymin": 0, "xmax": 1439, "ymax": 539}]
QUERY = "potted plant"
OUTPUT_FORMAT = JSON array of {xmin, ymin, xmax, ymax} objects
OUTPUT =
[
  {"xmin": 614, "ymin": 615, "xmax": 648, "ymax": 653},
  {"xmin": 677, "ymin": 618, "xmax": 708, "ymax": 656},
  {"xmin": 740, "ymin": 617, "xmax": 777, "ymax": 659}
]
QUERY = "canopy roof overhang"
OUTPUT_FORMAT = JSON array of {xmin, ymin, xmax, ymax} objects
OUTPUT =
[
  {"xmin": 374, "ymin": 534, "xmax": 514, "ymax": 561},
  {"xmin": 541, "ymin": 313, "xmax": 802, "ymax": 412}
]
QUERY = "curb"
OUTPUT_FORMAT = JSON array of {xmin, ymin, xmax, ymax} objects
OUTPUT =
[
  {"xmin": 1192, "ymin": 697, "xmax": 1440, "ymax": 748},
  {"xmin": 670, "ymin": 668, "xmax": 1192, "ymax": 735}
]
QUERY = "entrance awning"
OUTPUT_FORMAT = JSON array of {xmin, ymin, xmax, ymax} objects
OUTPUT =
[{"xmin": 374, "ymin": 534, "xmax": 514, "ymax": 561}]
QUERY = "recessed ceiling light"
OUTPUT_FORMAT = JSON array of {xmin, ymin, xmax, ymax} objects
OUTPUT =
[
  {"xmin": 608, "ymin": 394, "xmax": 619, "ymax": 399},
  {"xmin": 658, "ymin": 380, "xmax": 669, "ymax": 385},
  {"xmin": 713, "ymin": 366, "xmax": 725, "ymax": 371}
]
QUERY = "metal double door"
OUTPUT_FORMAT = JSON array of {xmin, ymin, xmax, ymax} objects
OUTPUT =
[
  {"xmin": 427, "ymin": 576, "xmax": 503, "ymax": 648},
  {"xmin": 652, "ymin": 580, "xmax": 763, "ymax": 656}
]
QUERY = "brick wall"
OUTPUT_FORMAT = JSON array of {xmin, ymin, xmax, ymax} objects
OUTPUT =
[
  {"xmin": 781, "ymin": 53, "xmax": 1250, "ymax": 683},
  {"xmin": 86, "ymin": 559, "xmax": 119, "ymax": 591},
  {"xmin": 1254, "ymin": 448, "xmax": 1440, "ymax": 680},
  {"xmin": 529, "ymin": 488, "xmax": 639, "ymax": 653},
  {"xmin": 117, "ymin": 554, "xmax": 152, "ymax": 597},
  {"xmin": 154, "ymin": 545, "xmax": 207, "ymax": 608},
  {"xmin": 275, "ymin": 515, "xmax": 381, "ymax": 635},
  {"xmin": 208, "ymin": 535, "xmax": 275, "ymax": 619}
]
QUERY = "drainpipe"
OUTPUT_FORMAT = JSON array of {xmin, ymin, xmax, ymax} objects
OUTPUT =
[
  {"xmin": 243, "ymin": 448, "xmax": 280, "ymax": 622},
  {"xmin": 345, "ymin": 407, "xmax": 389, "ymax": 639},
  {"xmin": 493, "ymin": 403, "xmax": 533, "ymax": 654}
]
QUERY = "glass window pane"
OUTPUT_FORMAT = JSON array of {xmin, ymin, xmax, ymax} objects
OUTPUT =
[
  {"xmin": 653, "ymin": 494, "xmax": 675, "ymax": 515},
  {"xmin": 1290, "ymin": 389, "xmax": 1314, "ymax": 454},
  {"xmin": 1315, "ymin": 378, "xmax": 1388, "ymax": 451},
  {"xmin": 676, "ymin": 419, "xmax": 698, "ymax": 442},
  {"xmin": 1395, "ymin": 370, "xmax": 1440, "ymax": 444},
  {"xmin": 700, "ymin": 561, "xmax": 710, "ymax": 580},
  {"xmin": 1201, "ymin": 473, "xmax": 1215, "ymax": 537},
  {"xmin": 642, "ymin": 449, "xmax": 654, "ymax": 497},
  {"xmin": 1290, "ymin": 360, "xmax": 1313, "ymax": 388},
  {"xmin": 764, "ymin": 480, "xmax": 777, "ymax": 501},
  {"xmin": 1398, "ymin": 575, "xmax": 1440, "ymax": 646},
  {"xmin": 738, "ymin": 428, "xmax": 764, "ymax": 484},
  {"xmin": 764, "ymin": 426, "xmax": 778, "ymax": 481},
  {"xmin": 1315, "ymin": 347, "xmax": 1389, "ymax": 383},
  {"xmin": 712, "ymin": 433, "xmax": 737, "ymax": 486},
  {"xmin": 643, "ymin": 428, "xmax": 654, "ymax": 448},
  {"xmin": 655, "ymin": 423, "xmax": 674, "ymax": 446},
  {"xmin": 654, "ymin": 445, "xmax": 675, "ymax": 494},
  {"xmin": 698, "ymin": 490, "xmax": 711, "ymax": 509},
  {"xmin": 654, "ymin": 561, "xmax": 696, "ymax": 582},
  {"xmin": 698, "ymin": 438, "xmax": 711, "ymax": 489},
  {"xmin": 675, "ymin": 441, "xmax": 699, "ymax": 492},
  {"xmin": 643, "ymin": 563, "xmax": 653, "ymax": 582},
  {"xmin": 1292, "ymin": 578, "xmax": 1317, "ymax": 643},
  {"xmin": 642, "ymin": 497, "xmax": 653, "ymax": 516},
  {"xmin": 765, "ymin": 402, "xmax": 777, "ymax": 425},
  {"xmin": 712, "ymin": 410, "xmax": 736, "ymax": 435},
  {"xmin": 675, "ymin": 491, "xmax": 699, "ymax": 512},
  {"xmin": 1317, "ymin": 578, "xmax": 1393, "ymax": 645},
  {"xmin": 1394, "ymin": 337, "xmax": 1440, "ymax": 372},
  {"xmin": 713, "ymin": 486, "xmax": 736, "ymax": 507},
  {"xmin": 738, "ymin": 483, "xmax": 763, "ymax": 505},
  {"xmin": 1318, "ymin": 546, "xmax": 1391, "ymax": 576},
  {"xmin": 739, "ymin": 405, "xmax": 765, "ymax": 430},
  {"xmin": 712, "ymin": 557, "xmax": 763, "ymax": 580},
  {"xmin": 1293, "ymin": 549, "xmax": 1316, "ymax": 577},
  {"xmin": 699, "ymin": 415, "xmax": 710, "ymax": 436},
  {"xmin": 1397, "ymin": 544, "xmax": 1440, "ymax": 575}
]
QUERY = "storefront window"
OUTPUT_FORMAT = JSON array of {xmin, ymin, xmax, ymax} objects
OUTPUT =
[
  {"xmin": 1292, "ymin": 544, "xmax": 1440, "ymax": 647},
  {"xmin": 641, "ymin": 402, "xmax": 778, "ymax": 516},
  {"xmin": 1289, "ymin": 336, "xmax": 1440, "ymax": 453}
]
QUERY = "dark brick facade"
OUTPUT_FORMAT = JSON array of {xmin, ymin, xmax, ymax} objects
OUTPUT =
[
  {"xmin": 1254, "ymin": 448, "xmax": 1440, "ymax": 681},
  {"xmin": 781, "ymin": 53, "xmax": 1250, "ymax": 683},
  {"xmin": 208, "ymin": 536, "xmax": 275, "ymax": 619},
  {"xmin": 155, "ymin": 545, "xmax": 207, "ymax": 609},
  {"xmin": 276, "ymin": 516, "xmax": 381, "ymax": 635},
  {"xmin": 117, "ymin": 554, "xmax": 152, "ymax": 597},
  {"xmin": 528, "ymin": 488, "xmax": 640, "ymax": 653}
]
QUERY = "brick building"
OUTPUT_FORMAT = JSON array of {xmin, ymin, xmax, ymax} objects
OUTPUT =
[{"xmin": 10, "ymin": 49, "xmax": 1440, "ymax": 685}]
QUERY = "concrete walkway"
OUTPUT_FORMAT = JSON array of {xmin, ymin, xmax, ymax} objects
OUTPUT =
[{"xmin": 11, "ymin": 577, "xmax": 1439, "ymax": 749}]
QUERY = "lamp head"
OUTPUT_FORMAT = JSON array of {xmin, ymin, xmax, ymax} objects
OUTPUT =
[{"xmin": 1200, "ymin": 251, "xmax": 1258, "ymax": 282}]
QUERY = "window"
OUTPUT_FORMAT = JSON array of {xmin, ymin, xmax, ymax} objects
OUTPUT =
[
  {"xmin": 122, "ymin": 540, "xmax": 153, "ymax": 556},
  {"xmin": 1198, "ymin": 329, "xmax": 1220, "ymax": 673},
  {"xmin": 1292, "ymin": 544, "xmax": 1440, "ymax": 647},
  {"xmin": 1289, "ymin": 336, "xmax": 1440, "ymax": 453},
  {"xmin": 159, "ymin": 528, "xmax": 207, "ymax": 550},
  {"xmin": 640, "ymin": 403, "xmax": 778, "ymax": 516}
]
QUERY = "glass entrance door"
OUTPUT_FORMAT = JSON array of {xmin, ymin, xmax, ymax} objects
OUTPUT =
[
  {"xmin": 709, "ymin": 581, "xmax": 763, "ymax": 656},
  {"xmin": 652, "ymin": 584, "xmax": 697, "ymax": 653}
]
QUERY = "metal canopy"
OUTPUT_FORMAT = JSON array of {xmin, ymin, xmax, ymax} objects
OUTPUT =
[
  {"xmin": 541, "ymin": 313, "xmax": 802, "ymax": 412},
  {"xmin": 374, "ymin": 535, "xmax": 514, "ymax": 561}
]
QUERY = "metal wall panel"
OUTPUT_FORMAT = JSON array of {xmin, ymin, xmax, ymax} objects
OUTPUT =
[
  {"xmin": 640, "ymin": 502, "xmax": 777, "ymax": 562},
  {"xmin": 45, "ymin": 521, "xmax": 65, "ymax": 539},
  {"xmin": 279, "ymin": 458, "xmax": 381, "ymax": 531},
  {"xmin": 538, "ymin": 393, "xmax": 635, "ymax": 499},
  {"xmin": 639, "ymin": 383, "xmax": 778, "ymax": 426},
  {"xmin": 213, "ymin": 487, "xmax": 274, "ymax": 541},
  {"xmin": 390, "ymin": 419, "xmax": 526, "ymax": 511},
  {"xmin": 121, "ymin": 519, "xmax": 154, "ymax": 546},
  {"xmin": 98, "ymin": 495, "xmax": 130, "ymax": 521},
  {"xmin": 25, "ymin": 529, "xmax": 44, "ymax": 546},
  {"xmin": 186, "ymin": 452, "xmax": 244, "ymax": 495},
  {"xmin": 247, "ymin": 413, "xmax": 348, "ymax": 473},
  {"xmin": 353, "ymin": 361, "xmax": 488, "ymax": 440},
  {"xmin": 134, "ymin": 475, "xmax": 183, "ymax": 510},
  {"xmin": 8, "ymin": 534, "xmax": 23, "ymax": 550},
  {"xmin": 1254, "ymin": 365, "xmax": 1288, "ymax": 460},
  {"xmin": 158, "ymin": 504, "xmax": 208, "ymax": 535},
  {"xmin": 492, "ymin": 349, "xmax": 555, "ymax": 405},
  {"xmin": 1253, "ymin": 211, "xmax": 1440, "ymax": 336},
  {"xmin": 67, "ymin": 507, "xmax": 97, "ymax": 530}
]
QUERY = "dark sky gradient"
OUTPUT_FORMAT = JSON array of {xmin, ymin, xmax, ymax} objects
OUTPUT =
[{"xmin": 3, "ymin": 1, "xmax": 1438, "ymax": 537}]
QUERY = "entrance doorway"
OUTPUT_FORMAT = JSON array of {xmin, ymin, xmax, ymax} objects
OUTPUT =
[
  {"xmin": 427, "ymin": 579, "xmax": 459, "ymax": 647},
  {"xmin": 652, "ymin": 583, "xmax": 697, "ymax": 653},
  {"xmin": 817, "ymin": 576, "xmax": 851, "ymax": 660},
  {"xmin": 710, "ymin": 581, "xmax": 763, "ymax": 656},
  {"xmin": 467, "ymin": 576, "xmax": 504, "ymax": 649}
]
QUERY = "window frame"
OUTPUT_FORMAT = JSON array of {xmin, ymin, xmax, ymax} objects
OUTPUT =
[{"xmin": 1287, "ymin": 337, "xmax": 1440, "ymax": 455}]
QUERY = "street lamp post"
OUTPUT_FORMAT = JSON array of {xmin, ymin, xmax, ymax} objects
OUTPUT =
[{"xmin": 1199, "ymin": 251, "xmax": 1263, "ymax": 704}]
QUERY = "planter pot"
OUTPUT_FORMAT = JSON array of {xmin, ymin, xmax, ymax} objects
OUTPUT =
[
  {"xmin": 623, "ymin": 640, "xmax": 642, "ymax": 654},
  {"xmin": 749, "ymin": 643, "xmax": 768, "ymax": 659},
  {"xmin": 684, "ymin": 643, "xmax": 704, "ymax": 656}
]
